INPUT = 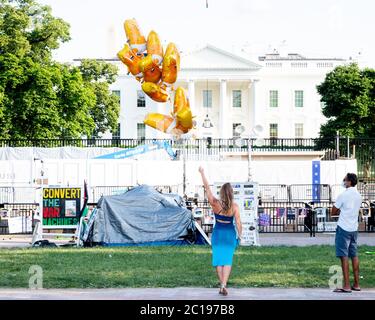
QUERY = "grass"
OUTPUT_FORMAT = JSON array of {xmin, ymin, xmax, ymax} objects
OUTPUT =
[{"xmin": 0, "ymin": 245, "xmax": 374, "ymax": 288}]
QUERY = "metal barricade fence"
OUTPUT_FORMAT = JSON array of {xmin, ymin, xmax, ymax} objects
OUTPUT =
[
  {"xmin": 258, "ymin": 185, "xmax": 289, "ymax": 202},
  {"xmin": 3, "ymin": 183, "xmax": 375, "ymax": 205},
  {"xmin": 0, "ymin": 187, "xmax": 14, "ymax": 203},
  {"xmin": 357, "ymin": 183, "xmax": 375, "ymax": 202},
  {"xmin": 89, "ymin": 185, "xmax": 181, "ymax": 203},
  {"xmin": 0, "ymin": 203, "xmax": 37, "ymax": 234},
  {"xmin": 0, "ymin": 187, "xmax": 38, "ymax": 204},
  {"xmin": 258, "ymin": 202, "xmax": 317, "ymax": 234},
  {"xmin": 289, "ymin": 184, "xmax": 331, "ymax": 202},
  {"xmin": 197, "ymin": 200, "xmax": 374, "ymax": 234}
]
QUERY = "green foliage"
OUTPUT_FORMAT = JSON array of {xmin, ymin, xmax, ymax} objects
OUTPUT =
[
  {"xmin": 79, "ymin": 59, "xmax": 120, "ymax": 137},
  {"xmin": 0, "ymin": 0, "xmax": 120, "ymax": 139},
  {"xmin": 0, "ymin": 246, "xmax": 374, "ymax": 288},
  {"xmin": 317, "ymin": 63, "xmax": 375, "ymax": 138}
]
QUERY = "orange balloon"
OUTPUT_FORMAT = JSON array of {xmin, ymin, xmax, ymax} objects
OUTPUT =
[
  {"xmin": 139, "ymin": 55, "xmax": 162, "ymax": 83},
  {"xmin": 117, "ymin": 44, "xmax": 142, "ymax": 78}
]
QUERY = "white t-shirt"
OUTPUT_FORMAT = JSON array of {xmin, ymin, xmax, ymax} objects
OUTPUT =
[{"xmin": 335, "ymin": 187, "xmax": 362, "ymax": 232}]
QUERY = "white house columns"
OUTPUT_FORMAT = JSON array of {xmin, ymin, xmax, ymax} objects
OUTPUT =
[
  {"xmin": 251, "ymin": 79, "xmax": 259, "ymax": 130},
  {"xmin": 219, "ymin": 79, "xmax": 228, "ymax": 139},
  {"xmin": 188, "ymin": 79, "xmax": 195, "ymax": 112}
]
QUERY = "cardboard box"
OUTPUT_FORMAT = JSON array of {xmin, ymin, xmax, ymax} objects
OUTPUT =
[
  {"xmin": 284, "ymin": 224, "xmax": 296, "ymax": 232},
  {"xmin": 358, "ymin": 222, "xmax": 366, "ymax": 232}
]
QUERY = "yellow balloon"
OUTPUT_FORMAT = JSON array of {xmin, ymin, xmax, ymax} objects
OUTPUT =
[
  {"xmin": 124, "ymin": 19, "xmax": 146, "ymax": 54},
  {"xmin": 144, "ymin": 113, "xmax": 174, "ymax": 133},
  {"xmin": 162, "ymin": 43, "xmax": 180, "ymax": 86},
  {"xmin": 147, "ymin": 30, "xmax": 163, "ymax": 65},
  {"xmin": 142, "ymin": 82, "xmax": 169, "ymax": 103}
]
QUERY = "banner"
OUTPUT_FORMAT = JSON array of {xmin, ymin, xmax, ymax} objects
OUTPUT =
[
  {"xmin": 214, "ymin": 182, "xmax": 260, "ymax": 246},
  {"xmin": 42, "ymin": 187, "xmax": 81, "ymax": 228}
]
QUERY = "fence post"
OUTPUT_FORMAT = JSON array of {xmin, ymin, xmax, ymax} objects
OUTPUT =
[
  {"xmin": 347, "ymin": 136, "xmax": 350, "ymax": 158},
  {"xmin": 336, "ymin": 131, "xmax": 340, "ymax": 159}
]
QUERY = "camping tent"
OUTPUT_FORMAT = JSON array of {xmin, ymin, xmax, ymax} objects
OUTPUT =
[{"xmin": 82, "ymin": 185, "xmax": 204, "ymax": 246}]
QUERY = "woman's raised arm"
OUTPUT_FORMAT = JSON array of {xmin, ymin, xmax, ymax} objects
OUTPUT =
[{"xmin": 198, "ymin": 166, "xmax": 216, "ymax": 206}]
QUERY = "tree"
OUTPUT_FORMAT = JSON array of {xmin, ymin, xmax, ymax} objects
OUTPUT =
[
  {"xmin": 317, "ymin": 63, "xmax": 375, "ymax": 138},
  {"xmin": 0, "ymin": 0, "xmax": 120, "ymax": 139},
  {"xmin": 317, "ymin": 63, "xmax": 375, "ymax": 180},
  {"xmin": 78, "ymin": 59, "xmax": 120, "ymax": 138}
]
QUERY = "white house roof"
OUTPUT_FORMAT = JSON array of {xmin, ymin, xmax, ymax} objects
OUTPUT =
[{"xmin": 181, "ymin": 44, "xmax": 262, "ymax": 70}]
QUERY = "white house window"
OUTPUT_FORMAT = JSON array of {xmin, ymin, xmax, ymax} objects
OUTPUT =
[
  {"xmin": 295, "ymin": 90, "xmax": 304, "ymax": 108},
  {"xmin": 137, "ymin": 123, "xmax": 146, "ymax": 140},
  {"xmin": 295, "ymin": 123, "xmax": 304, "ymax": 138},
  {"xmin": 269, "ymin": 90, "xmax": 278, "ymax": 108},
  {"xmin": 269, "ymin": 123, "xmax": 278, "ymax": 138},
  {"xmin": 232, "ymin": 123, "xmax": 242, "ymax": 138},
  {"xmin": 232, "ymin": 90, "xmax": 242, "ymax": 108},
  {"xmin": 112, "ymin": 123, "xmax": 121, "ymax": 139},
  {"xmin": 137, "ymin": 90, "xmax": 146, "ymax": 108},
  {"xmin": 203, "ymin": 90, "xmax": 212, "ymax": 108},
  {"xmin": 112, "ymin": 90, "xmax": 121, "ymax": 100}
]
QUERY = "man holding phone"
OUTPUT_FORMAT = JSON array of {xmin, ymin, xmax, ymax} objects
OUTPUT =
[{"xmin": 331, "ymin": 173, "xmax": 362, "ymax": 293}]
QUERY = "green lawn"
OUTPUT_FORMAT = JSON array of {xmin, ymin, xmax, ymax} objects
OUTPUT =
[{"xmin": 0, "ymin": 245, "xmax": 374, "ymax": 288}]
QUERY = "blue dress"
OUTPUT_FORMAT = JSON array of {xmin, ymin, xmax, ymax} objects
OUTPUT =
[{"xmin": 211, "ymin": 213, "xmax": 238, "ymax": 267}]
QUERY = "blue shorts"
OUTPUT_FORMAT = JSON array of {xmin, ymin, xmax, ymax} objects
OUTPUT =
[{"xmin": 335, "ymin": 225, "xmax": 358, "ymax": 258}]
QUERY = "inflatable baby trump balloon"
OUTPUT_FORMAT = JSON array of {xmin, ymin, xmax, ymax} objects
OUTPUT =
[
  {"xmin": 142, "ymin": 82, "xmax": 169, "ymax": 103},
  {"xmin": 139, "ymin": 55, "xmax": 162, "ymax": 83},
  {"xmin": 117, "ymin": 44, "xmax": 143, "ymax": 79},
  {"xmin": 138, "ymin": 30, "xmax": 163, "ymax": 83},
  {"xmin": 144, "ymin": 113, "xmax": 174, "ymax": 133},
  {"xmin": 147, "ymin": 30, "xmax": 163, "ymax": 64},
  {"xmin": 162, "ymin": 43, "xmax": 180, "ymax": 87},
  {"xmin": 173, "ymin": 87, "xmax": 194, "ymax": 131},
  {"xmin": 124, "ymin": 19, "xmax": 146, "ymax": 55},
  {"xmin": 143, "ymin": 112, "xmax": 190, "ymax": 135},
  {"xmin": 143, "ymin": 87, "xmax": 195, "ymax": 136}
]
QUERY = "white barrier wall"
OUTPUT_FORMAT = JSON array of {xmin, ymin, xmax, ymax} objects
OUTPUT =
[{"xmin": 1, "ymin": 158, "xmax": 357, "ymax": 194}]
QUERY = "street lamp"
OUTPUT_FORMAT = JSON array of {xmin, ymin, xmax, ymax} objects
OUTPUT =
[
  {"xmin": 234, "ymin": 124, "xmax": 264, "ymax": 181},
  {"xmin": 202, "ymin": 79, "xmax": 213, "ymax": 129},
  {"xmin": 202, "ymin": 114, "xmax": 213, "ymax": 128}
]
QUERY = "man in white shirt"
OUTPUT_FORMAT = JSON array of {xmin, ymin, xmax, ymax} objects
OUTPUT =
[{"xmin": 331, "ymin": 173, "xmax": 362, "ymax": 293}]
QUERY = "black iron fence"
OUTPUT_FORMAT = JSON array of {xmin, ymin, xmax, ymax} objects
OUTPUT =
[
  {"xmin": 0, "ymin": 137, "xmax": 327, "ymax": 149},
  {"xmin": 1, "ymin": 199, "xmax": 374, "ymax": 235},
  {"xmin": 195, "ymin": 200, "xmax": 375, "ymax": 236}
]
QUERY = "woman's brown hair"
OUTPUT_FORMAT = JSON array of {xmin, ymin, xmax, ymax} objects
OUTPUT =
[{"xmin": 219, "ymin": 183, "xmax": 234, "ymax": 214}]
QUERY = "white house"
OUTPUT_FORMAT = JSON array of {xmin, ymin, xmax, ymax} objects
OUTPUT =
[{"xmin": 80, "ymin": 45, "xmax": 345, "ymax": 140}]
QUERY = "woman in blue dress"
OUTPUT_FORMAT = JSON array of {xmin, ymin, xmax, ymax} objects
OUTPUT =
[{"xmin": 199, "ymin": 167, "xmax": 242, "ymax": 296}]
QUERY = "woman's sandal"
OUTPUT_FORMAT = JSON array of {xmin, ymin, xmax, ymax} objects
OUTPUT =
[
  {"xmin": 222, "ymin": 286, "xmax": 228, "ymax": 296},
  {"xmin": 333, "ymin": 288, "xmax": 352, "ymax": 293},
  {"xmin": 219, "ymin": 284, "xmax": 224, "ymax": 295}
]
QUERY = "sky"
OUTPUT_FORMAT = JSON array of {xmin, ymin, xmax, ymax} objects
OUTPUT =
[{"xmin": 39, "ymin": 0, "xmax": 375, "ymax": 67}]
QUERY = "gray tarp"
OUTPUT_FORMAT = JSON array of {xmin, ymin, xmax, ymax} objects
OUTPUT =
[{"xmin": 91, "ymin": 185, "xmax": 194, "ymax": 244}]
